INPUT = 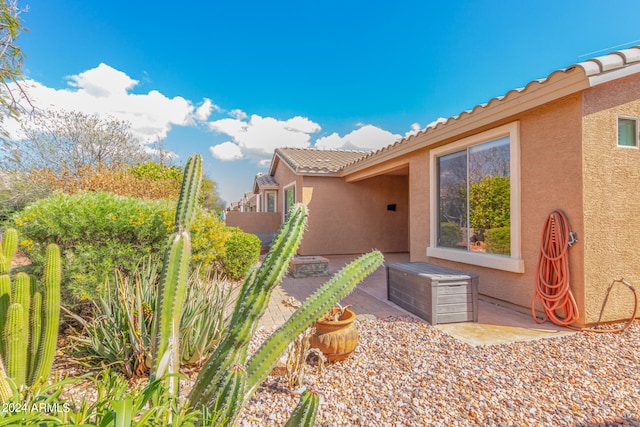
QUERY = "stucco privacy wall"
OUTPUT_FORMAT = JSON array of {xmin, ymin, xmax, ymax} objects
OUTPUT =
[
  {"xmin": 581, "ymin": 74, "xmax": 640, "ymax": 323},
  {"xmin": 395, "ymin": 96, "xmax": 587, "ymax": 323},
  {"xmin": 225, "ymin": 211, "xmax": 281, "ymax": 243},
  {"xmin": 298, "ymin": 174, "xmax": 409, "ymax": 255}
]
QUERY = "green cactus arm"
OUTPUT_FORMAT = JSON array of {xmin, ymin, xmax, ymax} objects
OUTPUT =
[
  {"xmin": 229, "ymin": 204, "xmax": 307, "ymax": 328},
  {"xmin": 5, "ymin": 303, "xmax": 27, "ymax": 386},
  {"xmin": 0, "ymin": 275, "xmax": 10, "ymax": 361},
  {"xmin": 188, "ymin": 204, "xmax": 307, "ymax": 408},
  {"xmin": 27, "ymin": 291, "xmax": 42, "ymax": 386},
  {"xmin": 150, "ymin": 231, "xmax": 191, "ymax": 396},
  {"xmin": 174, "ymin": 153, "xmax": 202, "ymax": 232},
  {"xmin": 284, "ymin": 389, "xmax": 320, "ymax": 427},
  {"xmin": 12, "ymin": 273, "xmax": 30, "ymax": 332},
  {"xmin": 0, "ymin": 357, "xmax": 13, "ymax": 402},
  {"xmin": 244, "ymin": 250, "xmax": 384, "ymax": 398},
  {"xmin": 31, "ymin": 243, "xmax": 61, "ymax": 385},
  {"xmin": 0, "ymin": 228, "xmax": 18, "ymax": 274},
  {"xmin": 212, "ymin": 364, "xmax": 246, "ymax": 427},
  {"xmin": 226, "ymin": 204, "xmax": 308, "ymax": 354}
]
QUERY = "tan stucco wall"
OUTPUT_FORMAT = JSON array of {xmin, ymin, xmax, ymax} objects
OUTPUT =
[
  {"xmin": 581, "ymin": 74, "xmax": 640, "ymax": 323},
  {"xmin": 298, "ymin": 174, "xmax": 409, "ymax": 255},
  {"xmin": 272, "ymin": 161, "xmax": 302, "ymax": 217},
  {"xmin": 225, "ymin": 211, "xmax": 282, "ymax": 235},
  {"xmin": 390, "ymin": 96, "xmax": 588, "ymax": 323}
]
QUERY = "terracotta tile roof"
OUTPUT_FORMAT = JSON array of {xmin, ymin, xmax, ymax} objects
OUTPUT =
[
  {"xmin": 274, "ymin": 147, "xmax": 371, "ymax": 174},
  {"xmin": 255, "ymin": 173, "xmax": 278, "ymax": 187},
  {"xmin": 342, "ymin": 46, "xmax": 640, "ymax": 172}
]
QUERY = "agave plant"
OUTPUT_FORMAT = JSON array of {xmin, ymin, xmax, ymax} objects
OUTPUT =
[{"xmin": 66, "ymin": 257, "xmax": 233, "ymax": 378}]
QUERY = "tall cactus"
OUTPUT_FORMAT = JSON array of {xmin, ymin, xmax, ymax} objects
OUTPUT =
[
  {"xmin": 186, "ymin": 202, "xmax": 383, "ymax": 426},
  {"xmin": 151, "ymin": 153, "xmax": 202, "ymax": 397},
  {"xmin": 145, "ymin": 154, "xmax": 384, "ymax": 426},
  {"xmin": 0, "ymin": 228, "xmax": 18, "ymax": 274},
  {"xmin": 30, "ymin": 243, "xmax": 61, "ymax": 385},
  {"xmin": 0, "ymin": 230, "xmax": 61, "ymax": 398}
]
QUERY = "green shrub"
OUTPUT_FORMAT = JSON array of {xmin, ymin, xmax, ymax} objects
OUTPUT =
[
  {"xmin": 219, "ymin": 229, "xmax": 261, "ymax": 280},
  {"xmin": 484, "ymin": 226, "xmax": 510, "ymax": 255},
  {"xmin": 12, "ymin": 191, "xmax": 245, "ymax": 300},
  {"xmin": 439, "ymin": 222, "xmax": 461, "ymax": 248},
  {"xmin": 191, "ymin": 209, "xmax": 231, "ymax": 270},
  {"xmin": 11, "ymin": 191, "xmax": 174, "ymax": 300}
]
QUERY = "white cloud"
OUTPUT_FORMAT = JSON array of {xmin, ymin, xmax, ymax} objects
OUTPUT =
[
  {"xmin": 210, "ymin": 141, "xmax": 243, "ymax": 161},
  {"xmin": 208, "ymin": 114, "xmax": 321, "ymax": 155},
  {"xmin": 230, "ymin": 109, "xmax": 247, "ymax": 120},
  {"xmin": 315, "ymin": 124, "xmax": 401, "ymax": 151},
  {"xmin": 195, "ymin": 98, "xmax": 219, "ymax": 121},
  {"xmin": 405, "ymin": 122, "xmax": 422, "ymax": 138},
  {"xmin": 67, "ymin": 63, "xmax": 138, "ymax": 97},
  {"xmin": 9, "ymin": 63, "xmax": 210, "ymax": 143},
  {"xmin": 426, "ymin": 117, "xmax": 447, "ymax": 129}
]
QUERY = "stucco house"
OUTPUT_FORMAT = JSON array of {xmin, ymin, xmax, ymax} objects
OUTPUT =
[{"xmin": 227, "ymin": 46, "xmax": 640, "ymax": 326}]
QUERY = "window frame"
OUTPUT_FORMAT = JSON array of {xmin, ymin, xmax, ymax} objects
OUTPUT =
[
  {"xmin": 283, "ymin": 182, "xmax": 296, "ymax": 219},
  {"xmin": 617, "ymin": 116, "xmax": 639, "ymax": 148},
  {"xmin": 264, "ymin": 190, "xmax": 277, "ymax": 212},
  {"xmin": 428, "ymin": 121, "xmax": 524, "ymax": 273}
]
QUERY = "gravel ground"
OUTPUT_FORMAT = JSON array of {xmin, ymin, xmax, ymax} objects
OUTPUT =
[
  {"xmin": 55, "ymin": 316, "xmax": 639, "ymax": 426},
  {"xmin": 236, "ymin": 317, "xmax": 640, "ymax": 427}
]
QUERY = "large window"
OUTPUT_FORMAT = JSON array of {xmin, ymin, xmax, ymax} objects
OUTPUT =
[
  {"xmin": 618, "ymin": 117, "xmax": 638, "ymax": 148},
  {"xmin": 429, "ymin": 122, "xmax": 523, "ymax": 273},
  {"xmin": 438, "ymin": 136, "xmax": 510, "ymax": 254}
]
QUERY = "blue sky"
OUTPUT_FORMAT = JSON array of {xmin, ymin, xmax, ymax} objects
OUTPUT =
[{"xmin": 14, "ymin": 1, "xmax": 640, "ymax": 204}]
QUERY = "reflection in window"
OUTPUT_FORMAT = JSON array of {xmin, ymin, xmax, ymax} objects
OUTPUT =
[
  {"xmin": 284, "ymin": 186, "xmax": 295, "ymax": 216},
  {"xmin": 618, "ymin": 117, "xmax": 638, "ymax": 147},
  {"xmin": 437, "ymin": 136, "xmax": 511, "ymax": 256},
  {"xmin": 266, "ymin": 191, "xmax": 276, "ymax": 212}
]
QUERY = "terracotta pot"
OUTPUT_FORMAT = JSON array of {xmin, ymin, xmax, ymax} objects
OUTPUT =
[{"xmin": 310, "ymin": 308, "xmax": 358, "ymax": 362}]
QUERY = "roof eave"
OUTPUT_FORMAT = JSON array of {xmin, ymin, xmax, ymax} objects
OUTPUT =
[
  {"xmin": 342, "ymin": 67, "xmax": 589, "ymax": 179},
  {"xmin": 587, "ymin": 61, "xmax": 640, "ymax": 86}
]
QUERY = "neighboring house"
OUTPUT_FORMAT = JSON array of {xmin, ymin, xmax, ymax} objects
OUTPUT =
[{"xmin": 228, "ymin": 46, "xmax": 640, "ymax": 326}]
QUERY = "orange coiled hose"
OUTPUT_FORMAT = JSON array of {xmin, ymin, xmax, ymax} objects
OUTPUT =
[
  {"xmin": 532, "ymin": 210, "xmax": 637, "ymax": 332},
  {"xmin": 532, "ymin": 210, "xmax": 579, "ymax": 326}
]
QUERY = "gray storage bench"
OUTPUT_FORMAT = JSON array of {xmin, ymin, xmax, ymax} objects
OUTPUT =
[{"xmin": 387, "ymin": 262, "xmax": 478, "ymax": 325}]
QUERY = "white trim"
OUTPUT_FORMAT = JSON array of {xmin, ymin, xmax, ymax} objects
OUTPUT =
[
  {"xmin": 588, "ymin": 62, "xmax": 640, "ymax": 87},
  {"xmin": 616, "ymin": 115, "xmax": 639, "ymax": 148},
  {"xmin": 264, "ymin": 190, "xmax": 277, "ymax": 213},
  {"xmin": 427, "ymin": 247, "xmax": 524, "ymax": 273},
  {"xmin": 428, "ymin": 121, "xmax": 524, "ymax": 273}
]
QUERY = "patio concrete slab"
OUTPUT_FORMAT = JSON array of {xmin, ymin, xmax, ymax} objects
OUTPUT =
[{"xmin": 259, "ymin": 252, "xmax": 575, "ymax": 345}]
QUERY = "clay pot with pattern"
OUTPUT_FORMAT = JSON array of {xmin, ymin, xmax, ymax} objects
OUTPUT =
[{"xmin": 310, "ymin": 307, "xmax": 358, "ymax": 362}]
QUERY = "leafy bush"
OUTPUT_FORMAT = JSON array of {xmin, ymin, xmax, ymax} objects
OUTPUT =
[
  {"xmin": 0, "ymin": 369, "xmax": 221, "ymax": 426},
  {"xmin": 12, "ymin": 191, "xmax": 174, "ymax": 300},
  {"xmin": 219, "ymin": 228, "xmax": 261, "ymax": 280},
  {"xmin": 484, "ymin": 226, "xmax": 510, "ymax": 255},
  {"xmin": 439, "ymin": 222, "xmax": 462, "ymax": 248},
  {"xmin": 67, "ymin": 257, "xmax": 234, "ymax": 378},
  {"xmin": 469, "ymin": 175, "xmax": 510, "ymax": 229},
  {"xmin": 29, "ymin": 163, "xmax": 183, "ymax": 201},
  {"xmin": 10, "ymin": 191, "xmax": 242, "ymax": 300},
  {"xmin": 191, "ymin": 209, "xmax": 231, "ymax": 271}
]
